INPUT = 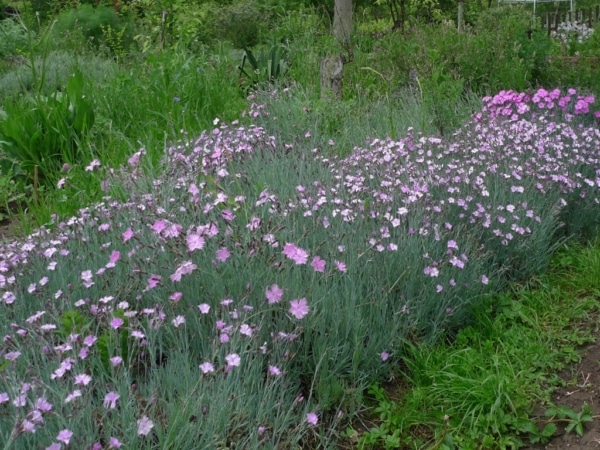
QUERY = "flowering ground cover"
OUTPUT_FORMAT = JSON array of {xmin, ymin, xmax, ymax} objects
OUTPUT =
[{"xmin": 0, "ymin": 88, "xmax": 599, "ymax": 449}]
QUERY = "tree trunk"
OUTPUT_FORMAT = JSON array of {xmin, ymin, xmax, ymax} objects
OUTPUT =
[
  {"xmin": 321, "ymin": 0, "xmax": 352, "ymax": 100},
  {"xmin": 457, "ymin": 0, "xmax": 464, "ymax": 32},
  {"xmin": 333, "ymin": 0, "xmax": 353, "ymax": 43}
]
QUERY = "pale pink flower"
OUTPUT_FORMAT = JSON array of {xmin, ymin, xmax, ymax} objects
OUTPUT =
[
  {"xmin": 198, "ymin": 303, "xmax": 210, "ymax": 314},
  {"xmin": 200, "ymin": 362, "xmax": 215, "ymax": 374},
  {"xmin": 246, "ymin": 216, "xmax": 261, "ymax": 231},
  {"xmin": 57, "ymin": 429, "xmax": 73, "ymax": 444},
  {"xmin": 85, "ymin": 159, "xmax": 101, "ymax": 171},
  {"xmin": 380, "ymin": 352, "xmax": 390, "ymax": 361},
  {"xmin": 268, "ymin": 365, "xmax": 282, "ymax": 377},
  {"xmin": 216, "ymin": 247, "xmax": 231, "ymax": 262},
  {"xmin": 5, "ymin": 351, "xmax": 21, "ymax": 361},
  {"xmin": 311, "ymin": 256, "xmax": 326, "ymax": 273},
  {"xmin": 35, "ymin": 397, "xmax": 53, "ymax": 412},
  {"xmin": 172, "ymin": 316, "xmax": 185, "ymax": 327},
  {"xmin": 65, "ymin": 390, "xmax": 82, "ymax": 403},
  {"xmin": 265, "ymin": 284, "xmax": 283, "ymax": 304},
  {"xmin": 110, "ymin": 318, "xmax": 124, "ymax": 329},
  {"xmin": 289, "ymin": 298, "xmax": 310, "ymax": 319},
  {"xmin": 239, "ymin": 324, "xmax": 252, "ymax": 337},
  {"xmin": 306, "ymin": 412, "xmax": 318, "ymax": 425},
  {"xmin": 109, "ymin": 437, "xmax": 123, "ymax": 448},
  {"xmin": 122, "ymin": 228, "xmax": 134, "ymax": 242},
  {"xmin": 106, "ymin": 251, "xmax": 120, "ymax": 268},
  {"xmin": 137, "ymin": 416, "xmax": 154, "ymax": 436},
  {"xmin": 151, "ymin": 220, "xmax": 167, "ymax": 234},
  {"xmin": 225, "ymin": 353, "xmax": 241, "ymax": 368},
  {"xmin": 110, "ymin": 356, "xmax": 123, "ymax": 367},
  {"xmin": 186, "ymin": 233, "xmax": 205, "ymax": 252},
  {"xmin": 169, "ymin": 292, "xmax": 182, "ymax": 302},
  {"xmin": 74, "ymin": 374, "xmax": 92, "ymax": 386},
  {"xmin": 334, "ymin": 260, "xmax": 347, "ymax": 273},
  {"xmin": 103, "ymin": 391, "xmax": 120, "ymax": 409},
  {"xmin": 282, "ymin": 243, "xmax": 309, "ymax": 265}
]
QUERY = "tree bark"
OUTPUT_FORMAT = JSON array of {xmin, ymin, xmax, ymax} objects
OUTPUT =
[
  {"xmin": 457, "ymin": 0, "xmax": 464, "ymax": 32},
  {"xmin": 333, "ymin": 0, "xmax": 353, "ymax": 43}
]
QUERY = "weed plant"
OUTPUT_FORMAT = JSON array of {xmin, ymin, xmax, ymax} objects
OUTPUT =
[{"xmin": 0, "ymin": 85, "xmax": 599, "ymax": 448}]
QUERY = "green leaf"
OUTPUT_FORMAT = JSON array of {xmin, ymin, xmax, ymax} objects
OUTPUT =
[{"xmin": 541, "ymin": 423, "xmax": 557, "ymax": 437}]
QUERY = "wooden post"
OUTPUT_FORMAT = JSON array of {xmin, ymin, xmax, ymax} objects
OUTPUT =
[
  {"xmin": 33, "ymin": 166, "xmax": 39, "ymax": 203},
  {"xmin": 161, "ymin": 10, "xmax": 167, "ymax": 49},
  {"xmin": 320, "ymin": 55, "xmax": 344, "ymax": 100},
  {"xmin": 457, "ymin": 0, "xmax": 465, "ymax": 32}
]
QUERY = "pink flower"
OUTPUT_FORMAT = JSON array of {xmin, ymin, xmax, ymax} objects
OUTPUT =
[
  {"xmin": 225, "ymin": 353, "xmax": 241, "ymax": 368},
  {"xmin": 265, "ymin": 284, "xmax": 283, "ymax": 304},
  {"xmin": 35, "ymin": 397, "xmax": 53, "ymax": 412},
  {"xmin": 170, "ymin": 260, "xmax": 197, "ymax": 282},
  {"xmin": 481, "ymin": 275, "xmax": 489, "ymax": 285},
  {"xmin": 268, "ymin": 365, "xmax": 282, "ymax": 376},
  {"xmin": 246, "ymin": 216, "xmax": 261, "ymax": 231},
  {"xmin": 106, "ymin": 251, "xmax": 120, "ymax": 268},
  {"xmin": 334, "ymin": 260, "xmax": 347, "ymax": 273},
  {"xmin": 380, "ymin": 352, "xmax": 390, "ymax": 361},
  {"xmin": 5, "ymin": 351, "xmax": 21, "ymax": 361},
  {"xmin": 65, "ymin": 390, "xmax": 82, "ymax": 403},
  {"xmin": 163, "ymin": 223, "xmax": 182, "ymax": 238},
  {"xmin": 289, "ymin": 298, "xmax": 310, "ymax": 319},
  {"xmin": 311, "ymin": 256, "xmax": 326, "ymax": 273},
  {"xmin": 239, "ymin": 324, "xmax": 252, "ymax": 337},
  {"xmin": 186, "ymin": 233, "xmax": 205, "ymax": 252},
  {"xmin": 137, "ymin": 416, "xmax": 154, "ymax": 436},
  {"xmin": 147, "ymin": 274, "xmax": 161, "ymax": 290},
  {"xmin": 57, "ymin": 429, "xmax": 73, "ymax": 444},
  {"xmin": 110, "ymin": 356, "xmax": 123, "ymax": 367},
  {"xmin": 128, "ymin": 149, "xmax": 145, "ymax": 167},
  {"xmin": 109, "ymin": 437, "xmax": 123, "ymax": 448},
  {"xmin": 131, "ymin": 330, "xmax": 145, "ymax": 339},
  {"xmin": 110, "ymin": 318, "xmax": 124, "ymax": 329},
  {"xmin": 74, "ymin": 374, "xmax": 92, "ymax": 386},
  {"xmin": 103, "ymin": 391, "xmax": 120, "ymax": 409},
  {"xmin": 151, "ymin": 220, "xmax": 167, "ymax": 234},
  {"xmin": 306, "ymin": 412, "xmax": 318, "ymax": 425},
  {"xmin": 221, "ymin": 209, "xmax": 236, "ymax": 221},
  {"xmin": 216, "ymin": 247, "xmax": 231, "ymax": 262},
  {"xmin": 169, "ymin": 292, "xmax": 182, "ymax": 302},
  {"xmin": 282, "ymin": 243, "xmax": 309, "ymax": 265},
  {"xmin": 85, "ymin": 159, "xmax": 101, "ymax": 171},
  {"xmin": 200, "ymin": 362, "xmax": 215, "ymax": 374},
  {"xmin": 172, "ymin": 316, "xmax": 185, "ymax": 327},
  {"xmin": 122, "ymin": 228, "xmax": 134, "ymax": 242},
  {"xmin": 198, "ymin": 303, "xmax": 210, "ymax": 314}
]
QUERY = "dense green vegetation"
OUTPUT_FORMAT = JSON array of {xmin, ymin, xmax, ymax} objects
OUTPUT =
[{"xmin": 1, "ymin": 0, "xmax": 600, "ymax": 448}]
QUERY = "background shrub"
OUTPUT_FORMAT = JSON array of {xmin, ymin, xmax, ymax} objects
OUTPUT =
[
  {"xmin": 0, "ymin": 50, "xmax": 117, "ymax": 101},
  {"xmin": 52, "ymin": 4, "xmax": 135, "ymax": 54},
  {"xmin": 0, "ymin": 18, "xmax": 29, "ymax": 59},
  {"xmin": 214, "ymin": 0, "xmax": 269, "ymax": 48}
]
